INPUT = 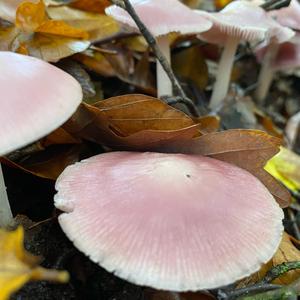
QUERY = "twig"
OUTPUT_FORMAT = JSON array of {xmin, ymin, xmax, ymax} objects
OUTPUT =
[
  {"xmin": 261, "ymin": 261, "xmax": 300, "ymax": 284},
  {"xmin": 217, "ymin": 284, "xmax": 281, "ymax": 300},
  {"xmin": 261, "ymin": 0, "xmax": 291, "ymax": 11},
  {"xmin": 110, "ymin": 0, "xmax": 200, "ymax": 116},
  {"xmin": 218, "ymin": 262, "xmax": 300, "ymax": 299}
]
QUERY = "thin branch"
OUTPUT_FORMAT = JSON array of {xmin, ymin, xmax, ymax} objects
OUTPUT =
[
  {"xmin": 217, "ymin": 284, "xmax": 281, "ymax": 300},
  {"xmin": 261, "ymin": 0, "xmax": 291, "ymax": 11},
  {"xmin": 110, "ymin": 0, "xmax": 200, "ymax": 116},
  {"xmin": 261, "ymin": 261, "xmax": 300, "ymax": 284}
]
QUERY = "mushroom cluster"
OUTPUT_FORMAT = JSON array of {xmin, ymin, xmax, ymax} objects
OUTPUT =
[
  {"xmin": 0, "ymin": 51, "xmax": 82, "ymax": 227},
  {"xmin": 49, "ymin": 0, "xmax": 294, "ymax": 293}
]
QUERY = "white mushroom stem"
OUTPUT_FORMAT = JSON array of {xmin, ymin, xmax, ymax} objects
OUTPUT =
[
  {"xmin": 255, "ymin": 43, "xmax": 279, "ymax": 105},
  {"xmin": 209, "ymin": 36, "xmax": 240, "ymax": 110},
  {"xmin": 156, "ymin": 35, "xmax": 172, "ymax": 97},
  {"xmin": 0, "ymin": 163, "xmax": 14, "ymax": 228}
]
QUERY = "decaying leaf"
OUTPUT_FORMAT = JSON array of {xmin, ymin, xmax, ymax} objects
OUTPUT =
[
  {"xmin": 144, "ymin": 290, "xmax": 215, "ymax": 300},
  {"xmin": 2, "ymin": 144, "xmax": 82, "ymax": 180},
  {"xmin": 265, "ymin": 147, "xmax": 300, "ymax": 192},
  {"xmin": 69, "ymin": 0, "xmax": 110, "ymax": 13},
  {"xmin": 63, "ymin": 94, "xmax": 204, "ymax": 149},
  {"xmin": 153, "ymin": 129, "xmax": 290, "ymax": 207},
  {"xmin": 47, "ymin": 6, "xmax": 120, "ymax": 43},
  {"xmin": 0, "ymin": 0, "xmax": 91, "ymax": 61},
  {"xmin": 0, "ymin": 226, "xmax": 69, "ymax": 300},
  {"xmin": 173, "ymin": 46, "xmax": 209, "ymax": 90}
]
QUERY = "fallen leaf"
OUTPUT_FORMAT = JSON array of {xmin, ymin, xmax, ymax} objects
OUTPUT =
[
  {"xmin": 0, "ymin": 0, "xmax": 91, "ymax": 61},
  {"xmin": 69, "ymin": 0, "xmax": 110, "ymax": 13},
  {"xmin": 2, "ymin": 144, "xmax": 82, "ymax": 180},
  {"xmin": 47, "ymin": 6, "xmax": 120, "ymax": 42},
  {"xmin": 55, "ymin": 59, "xmax": 96, "ymax": 99},
  {"xmin": 153, "ymin": 129, "xmax": 290, "ymax": 207},
  {"xmin": 0, "ymin": 226, "xmax": 69, "ymax": 300},
  {"xmin": 94, "ymin": 94, "xmax": 197, "ymax": 135},
  {"xmin": 144, "ymin": 290, "xmax": 215, "ymax": 300},
  {"xmin": 215, "ymin": 0, "xmax": 233, "ymax": 9},
  {"xmin": 74, "ymin": 52, "xmax": 116, "ymax": 77},
  {"xmin": 173, "ymin": 45, "xmax": 209, "ymax": 90},
  {"xmin": 265, "ymin": 147, "xmax": 300, "ymax": 192},
  {"xmin": 63, "ymin": 94, "xmax": 202, "ymax": 149}
]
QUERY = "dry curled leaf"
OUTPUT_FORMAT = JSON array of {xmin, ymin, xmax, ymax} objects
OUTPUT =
[
  {"xmin": 2, "ymin": 144, "xmax": 82, "ymax": 180},
  {"xmin": 0, "ymin": 0, "xmax": 91, "ymax": 61},
  {"xmin": 63, "ymin": 94, "xmax": 206, "ymax": 149},
  {"xmin": 69, "ymin": 0, "xmax": 110, "ymax": 13},
  {"xmin": 153, "ymin": 129, "xmax": 290, "ymax": 207},
  {"xmin": 0, "ymin": 226, "xmax": 69, "ymax": 300}
]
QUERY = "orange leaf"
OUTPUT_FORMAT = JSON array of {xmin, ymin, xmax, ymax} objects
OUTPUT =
[
  {"xmin": 36, "ymin": 20, "xmax": 88, "ymax": 39},
  {"xmin": 15, "ymin": 0, "xmax": 45, "ymax": 32}
]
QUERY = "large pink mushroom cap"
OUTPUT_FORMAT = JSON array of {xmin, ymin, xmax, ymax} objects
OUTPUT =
[
  {"xmin": 55, "ymin": 151, "xmax": 283, "ymax": 291},
  {"xmin": 105, "ymin": 0, "xmax": 212, "ymax": 37},
  {"xmin": 0, "ymin": 51, "xmax": 82, "ymax": 155}
]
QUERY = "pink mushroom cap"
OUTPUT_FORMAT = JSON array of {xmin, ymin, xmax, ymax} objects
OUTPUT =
[
  {"xmin": 256, "ymin": 33, "xmax": 300, "ymax": 71},
  {"xmin": 0, "ymin": 51, "xmax": 82, "ymax": 155},
  {"xmin": 196, "ymin": 0, "xmax": 294, "ymax": 45},
  {"xmin": 269, "ymin": 0, "xmax": 300, "ymax": 31},
  {"xmin": 105, "ymin": 0, "xmax": 212, "ymax": 37},
  {"xmin": 55, "ymin": 151, "xmax": 283, "ymax": 291}
]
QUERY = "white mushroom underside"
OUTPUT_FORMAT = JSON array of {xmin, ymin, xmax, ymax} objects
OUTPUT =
[{"xmin": 55, "ymin": 152, "xmax": 284, "ymax": 291}]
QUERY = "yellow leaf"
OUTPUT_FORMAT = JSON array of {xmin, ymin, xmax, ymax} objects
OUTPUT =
[
  {"xmin": 36, "ymin": 20, "xmax": 88, "ymax": 39},
  {"xmin": 24, "ymin": 33, "xmax": 90, "ymax": 62},
  {"xmin": 15, "ymin": 0, "xmax": 45, "ymax": 32},
  {"xmin": 265, "ymin": 147, "xmax": 300, "ymax": 192},
  {"xmin": 69, "ymin": 0, "xmax": 110, "ymax": 14},
  {"xmin": 0, "ymin": 227, "xmax": 69, "ymax": 300},
  {"xmin": 47, "ymin": 6, "xmax": 119, "ymax": 42},
  {"xmin": 214, "ymin": 0, "xmax": 233, "ymax": 9}
]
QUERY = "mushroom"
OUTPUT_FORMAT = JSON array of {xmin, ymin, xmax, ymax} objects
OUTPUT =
[
  {"xmin": 195, "ymin": 0, "xmax": 294, "ymax": 110},
  {"xmin": 0, "ymin": 51, "xmax": 82, "ymax": 227},
  {"xmin": 105, "ymin": 0, "xmax": 212, "ymax": 97},
  {"xmin": 255, "ymin": 0, "xmax": 299, "ymax": 104},
  {"xmin": 55, "ymin": 151, "xmax": 283, "ymax": 291}
]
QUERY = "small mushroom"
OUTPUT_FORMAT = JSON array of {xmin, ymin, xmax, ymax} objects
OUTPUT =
[
  {"xmin": 55, "ymin": 151, "xmax": 283, "ymax": 291},
  {"xmin": 0, "ymin": 52, "xmax": 82, "ymax": 227},
  {"xmin": 105, "ymin": 0, "xmax": 212, "ymax": 97},
  {"xmin": 195, "ymin": 0, "xmax": 294, "ymax": 110},
  {"xmin": 255, "ymin": 0, "xmax": 299, "ymax": 104}
]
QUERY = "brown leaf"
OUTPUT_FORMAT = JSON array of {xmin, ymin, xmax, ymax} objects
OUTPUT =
[
  {"xmin": 2, "ymin": 145, "xmax": 82, "ymax": 180},
  {"xmin": 63, "ymin": 94, "xmax": 201, "ymax": 149},
  {"xmin": 144, "ymin": 290, "xmax": 215, "ymax": 300},
  {"xmin": 153, "ymin": 129, "xmax": 290, "ymax": 207},
  {"xmin": 69, "ymin": 0, "xmax": 110, "ymax": 13},
  {"xmin": 94, "ymin": 94, "xmax": 197, "ymax": 135},
  {"xmin": 73, "ymin": 52, "xmax": 116, "ymax": 77},
  {"xmin": 173, "ymin": 45, "xmax": 209, "ymax": 90}
]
